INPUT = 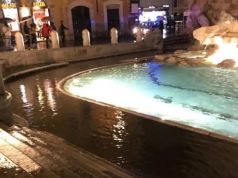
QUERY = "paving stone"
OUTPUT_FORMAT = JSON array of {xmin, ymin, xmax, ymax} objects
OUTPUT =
[
  {"xmin": 0, "ymin": 122, "xmax": 136, "ymax": 178},
  {"xmin": 0, "ymin": 128, "xmax": 81, "ymax": 178}
]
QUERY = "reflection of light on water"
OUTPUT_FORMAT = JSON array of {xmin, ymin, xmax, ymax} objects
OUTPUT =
[
  {"xmin": 66, "ymin": 78, "xmax": 215, "ymax": 122},
  {"xmin": 36, "ymin": 84, "xmax": 45, "ymax": 110},
  {"xmin": 20, "ymin": 85, "xmax": 28, "ymax": 104},
  {"xmin": 44, "ymin": 79, "xmax": 57, "ymax": 114},
  {"xmin": 67, "ymin": 78, "xmax": 148, "ymax": 108},
  {"xmin": 19, "ymin": 84, "xmax": 33, "ymax": 120},
  {"xmin": 113, "ymin": 111, "xmax": 126, "ymax": 149},
  {"xmin": 64, "ymin": 66, "xmax": 238, "ymax": 140}
]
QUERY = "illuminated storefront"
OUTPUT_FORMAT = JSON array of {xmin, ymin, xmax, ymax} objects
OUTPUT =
[
  {"xmin": 1, "ymin": 0, "xmax": 20, "ymax": 31},
  {"xmin": 139, "ymin": 8, "xmax": 166, "ymax": 27},
  {"xmin": 32, "ymin": 0, "xmax": 49, "ymax": 31},
  {"xmin": 19, "ymin": 6, "xmax": 31, "ymax": 19}
]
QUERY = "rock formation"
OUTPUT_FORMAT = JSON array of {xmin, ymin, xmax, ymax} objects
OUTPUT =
[
  {"xmin": 186, "ymin": 0, "xmax": 238, "ymax": 32},
  {"xmin": 154, "ymin": 0, "xmax": 238, "ymax": 69},
  {"xmin": 186, "ymin": 0, "xmax": 210, "ymax": 32},
  {"xmin": 193, "ymin": 21, "xmax": 238, "ymax": 45}
]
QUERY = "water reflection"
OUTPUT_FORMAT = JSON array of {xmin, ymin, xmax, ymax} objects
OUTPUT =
[
  {"xmin": 19, "ymin": 84, "xmax": 34, "ymax": 121},
  {"xmin": 63, "ymin": 62, "xmax": 238, "ymax": 141},
  {"xmin": 36, "ymin": 84, "xmax": 44, "ymax": 110},
  {"xmin": 19, "ymin": 85, "xmax": 28, "ymax": 104},
  {"xmin": 113, "ymin": 111, "xmax": 126, "ymax": 149},
  {"xmin": 43, "ymin": 79, "xmax": 57, "ymax": 114},
  {"xmin": 18, "ymin": 78, "xmax": 59, "ymax": 125}
]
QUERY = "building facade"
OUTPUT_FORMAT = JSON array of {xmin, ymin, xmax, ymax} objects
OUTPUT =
[
  {"xmin": 1, "ymin": 0, "xmax": 130, "ymax": 41},
  {"xmin": 48, "ymin": 0, "xmax": 129, "ymax": 40},
  {"xmin": 1, "ymin": 0, "xmax": 189, "ymax": 41},
  {"xmin": 139, "ymin": 0, "xmax": 188, "ymax": 15},
  {"xmin": 49, "ymin": 0, "xmax": 130, "ymax": 40}
]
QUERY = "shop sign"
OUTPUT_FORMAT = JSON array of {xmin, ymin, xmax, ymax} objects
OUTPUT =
[
  {"xmin": 2, "ymin": 8, "xmax": 20, "ymax": 31},
  {"xmin": 33, "ymin": 0, "xmax": 46, "ymax": 8},
  {"xmin": 1, "ymin": 0, "xmax": 16, "ymax": 9}
]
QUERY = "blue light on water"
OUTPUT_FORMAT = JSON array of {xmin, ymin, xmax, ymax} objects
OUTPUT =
[{"xmin": 63, "ymin": 61, "xmax": 238, "ymax": 141}]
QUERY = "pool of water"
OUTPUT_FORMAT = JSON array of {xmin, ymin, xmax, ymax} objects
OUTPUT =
[
  {"xmin": 62, "ymin": 61, "xmax": 238, "ymax": 141},
  {"xmin": 5, "ymin": 54, "xmax": 238, "ymax": 178}
]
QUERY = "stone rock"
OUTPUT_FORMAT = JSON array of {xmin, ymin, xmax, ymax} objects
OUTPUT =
[
  {"xmin": 174, "ymin": 50, "xmax": 186, "ymax": 55},
  {"xmin": 174, "ymin": 50, "xmax": 206, "ymax": 59},
  {"xmin": 217, "ymin": 59, "xmax": 236, "ymax": 68},
  {"xmin": 178, "ymin": 60, "xmax": 189, "ymax": 66},
  {"xmin": 193, "ymin": 22, "xmax": 238, "ymax": 45},
  {"xmin": 154, "ymin": 55, "xmax": 167, "ymax": 62},
  {"xmin": 186, "ymin": 0, "xmax": 238, "ymax": 32},
  {"xmin": 185, "ymin": 1, "xmax": 210, "ymax": 32},
  {"xmin": 187, "ymin": 44, "xmax": 204, "ymax": 51},
  {"xmin": 189, "ymin": 57, "xmax": 208, "ymax": 66},
  {"xmin": 197, "ymin": 14, "xmax": 210, "ymax": 27},
  {"xmin": 166, "ymin": 56, "xmax": 177, "ymax": 64},
  {"xmin": 202, "ymin": 1, "xmax": 237, "ymax": 25}
]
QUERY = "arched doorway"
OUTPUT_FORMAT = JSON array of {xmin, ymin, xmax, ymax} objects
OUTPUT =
[
  {"xmin": 103, "ymin": 0, "xmax": 124, "ymax": 32},
  {"xmin": 71, "ymin": 6, "xmax": 91, "ymax": 43},
  {"xmin": 107, "ymin": 5, "xmax": 120, "ymax": 31}
]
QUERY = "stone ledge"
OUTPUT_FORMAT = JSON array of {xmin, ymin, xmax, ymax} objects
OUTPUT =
[{"xmin": 0, "ymin": 42, "xmax": 158, "ymax": 68}]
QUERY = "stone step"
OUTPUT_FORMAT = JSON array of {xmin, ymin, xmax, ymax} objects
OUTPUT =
[
  {"xmin": 10, "ymin": 129, "xmax": 92, "ymax": 178},
  {"xmin": 0, "ymin": 130, "xmax": 60, "ymax": 178},
  {"xmin": 0, "ymin": 152, "xmax": 34, "ymax": 178},
  {"xmin": 0, "ymin": 127, "xmax": 81, "ymax": 178},
  {"xmin": 20, "ymin": 126, "xmax": 135, "ymax": 178},
  {"xmin": 0, "ymin": 121, "xmax": 136, "ymax": 178}
]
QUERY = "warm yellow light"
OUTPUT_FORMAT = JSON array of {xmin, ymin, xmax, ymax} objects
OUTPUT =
[
  {"xmin": 207, "ymin": 36, "xmax": 238, "ymax": 67},
  {"xmin": 0, "ymin": 129, "xmax": 41, "ymax": 172},
  {"xmin": 19, "ymin": 6, "xmax": 31, "ymax": 18}
]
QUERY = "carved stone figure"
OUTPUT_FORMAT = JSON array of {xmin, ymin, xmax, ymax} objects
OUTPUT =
[{"xmin": 186, "ymin": 0, "xmax": 210, "ymax": 32}]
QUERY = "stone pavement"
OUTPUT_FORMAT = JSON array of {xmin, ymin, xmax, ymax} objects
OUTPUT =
[{"xmin": 0, "ymin": 118, "xmax": 136, "ymax": 178}]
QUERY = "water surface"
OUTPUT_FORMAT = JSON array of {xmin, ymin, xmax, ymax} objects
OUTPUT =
[{"xmin": 63, "ymin": 61, "xmax": 238, "ymax": 140}]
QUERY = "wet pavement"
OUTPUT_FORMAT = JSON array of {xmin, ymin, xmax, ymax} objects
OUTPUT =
[
  {"xmin": 0, "ymin": 121, "xmax": 135, "ymax": 178},
  {"xmin": 1, "ymin": 52, "xmax": 156, "ymax": 178}
]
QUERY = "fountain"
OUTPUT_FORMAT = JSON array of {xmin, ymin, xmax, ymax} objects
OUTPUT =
[
  {"xmin": 0, "ymin": 60, "xmax": 12, "ymax": 124},
  {"xmin": 58, "ymin": 0, "xmax": 238, "ymax": 143},
  {"xmin": 154, "ymin": 0, "xmax": 238, "ymax": 69}
]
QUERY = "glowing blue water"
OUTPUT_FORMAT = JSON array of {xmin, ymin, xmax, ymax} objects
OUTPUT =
[{"xmin": 63, "ymin": 61, "xmax": 238, "ymax": 140}]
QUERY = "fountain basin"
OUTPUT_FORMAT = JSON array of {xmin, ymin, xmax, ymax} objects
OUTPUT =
[{"xmin": 59, "ymin": 60, "xmax": 238, "ymax": 143}]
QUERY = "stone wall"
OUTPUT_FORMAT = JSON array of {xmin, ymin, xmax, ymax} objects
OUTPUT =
[{"xmin": 0, "ymin": 42, "xmax": 158, "ymax": 68}]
